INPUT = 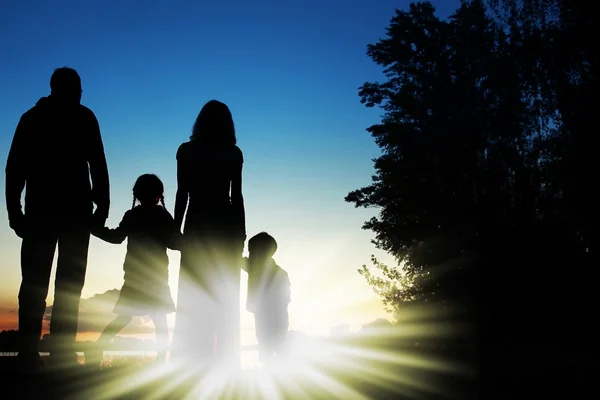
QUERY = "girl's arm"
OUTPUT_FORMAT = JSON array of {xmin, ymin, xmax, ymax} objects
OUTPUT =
[
  {"xmin": 92, "ymin": 212, "xmax": 129, "ymax": 244},
  {"xmin": 174, "ymin": 152, "xmax": 189, "ymax": 232}
]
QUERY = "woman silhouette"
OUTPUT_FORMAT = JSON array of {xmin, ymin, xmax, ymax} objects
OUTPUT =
[{"xmin": 171, "ymin": 100, "xmax": 246, "ymax": 367}]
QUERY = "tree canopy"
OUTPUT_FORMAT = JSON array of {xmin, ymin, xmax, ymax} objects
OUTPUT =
[{"xmin": 347, "ymin": 0, "xmax": 597, "ymax": 351}]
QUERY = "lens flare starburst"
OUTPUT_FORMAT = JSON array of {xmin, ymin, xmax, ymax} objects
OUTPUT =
[{"xmin": 69, "ymin": 303, "xmax": 474, "ymax": 399}]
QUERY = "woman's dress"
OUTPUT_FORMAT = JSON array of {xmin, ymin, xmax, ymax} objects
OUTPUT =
[{"xmin": 172, "ymin": 141, "xmax": 245, "ymax": 363}]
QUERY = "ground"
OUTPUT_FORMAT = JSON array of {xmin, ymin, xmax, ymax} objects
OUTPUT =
[{"xmin": 0, "ymin": 337, "xmax": 595, "ymax": 399}]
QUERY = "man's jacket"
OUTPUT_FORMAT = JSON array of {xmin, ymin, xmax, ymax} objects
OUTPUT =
[{"xmin": 5, "ymin": 95, "xmax": 109, "ymax": 221}]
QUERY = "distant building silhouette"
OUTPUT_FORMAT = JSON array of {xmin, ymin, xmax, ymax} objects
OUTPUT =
[{"xmin": 329, "ymin": 324, "xmax": 350, "ymax": 337}]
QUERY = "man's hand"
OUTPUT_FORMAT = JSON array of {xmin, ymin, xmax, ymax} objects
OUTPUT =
[
  {"xmin": 92, "ymin": 208, "xmax": 108, "ymax": 230},
  {"xmin": 8, "ymin": 212, "xmax": 27, "ymax": 239}
]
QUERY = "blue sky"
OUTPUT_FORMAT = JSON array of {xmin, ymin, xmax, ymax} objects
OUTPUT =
[{"xmin": 0, "ymin": 0, "xmax": 460, "ymax": 339}]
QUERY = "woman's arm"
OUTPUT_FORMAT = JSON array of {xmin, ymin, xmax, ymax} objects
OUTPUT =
[
  {"xmin": 174, "ymin": 155, "xmax": 189, "ymax": 232},
  {"xmin": 166, "ymin": 213, "xmax": 184, "ymax": 251},
  {"xmin": 231, "ymin": 162, "xmax": 246, "ymax": 243}
]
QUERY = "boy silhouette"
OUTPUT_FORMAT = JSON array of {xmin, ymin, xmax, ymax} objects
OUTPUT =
[{"xmin": 244, "ymin": 232, "xmax": 291, "ymax": 364}]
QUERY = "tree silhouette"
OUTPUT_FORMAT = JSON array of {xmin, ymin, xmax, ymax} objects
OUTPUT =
[
  {"xmin": 347, "ymin": 0, "xmax": 505, "ymax": 319},
  {"xmin": 485, "ymin": 0, "xmax": 599, "ymax": 257},
  {"xmin": 347, "ymin": 0, "xmax": 598, "ymax": 386}
]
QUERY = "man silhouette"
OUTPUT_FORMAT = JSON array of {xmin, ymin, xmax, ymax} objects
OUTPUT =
[{"xmin": 5, "ymin": 67, "xmax": 110, "ymax": 371}]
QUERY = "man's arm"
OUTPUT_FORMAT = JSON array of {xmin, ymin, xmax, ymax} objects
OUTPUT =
[
  {"xmin": 5, "ymin": 115, "xmax": 29, "ymax": 236},
  {"xmin": 87, "ymin": 110, "xmax": 110, "ymax": 221}
]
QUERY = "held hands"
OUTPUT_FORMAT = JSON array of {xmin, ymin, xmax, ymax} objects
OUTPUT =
[
  {"xmin": 169, "ymin": 231, "xmax": 184, "ymax": 252},
  {"xmin": 8, "ymin": 209, "xmax": 109, "ymax": 239},
  {"xmin": 90, "ymin": 211, "xmax": 108, "ymax": 238},
  {"xmin": 92, "ymin": 207, "xmax": 108, "ymax": 230},
  {"xmin": 241, "ymin": 256, "xmax": 249, "ymax": 272},
  {"xmin": 90, "ymin": 225, "xmax": 108, "ymax": 239}
]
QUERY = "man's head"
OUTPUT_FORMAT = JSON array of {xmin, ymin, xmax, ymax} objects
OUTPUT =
[
  {"xmin": 248, "ymin": 232, "xmax": 278, "ymax": 261},
  {"xmin": 50, "ymin": 67, "xmax": 82, "ymax": 105}
]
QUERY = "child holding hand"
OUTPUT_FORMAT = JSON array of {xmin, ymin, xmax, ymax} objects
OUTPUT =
[{"xmin": 93, "ymin": 174, "xmax": 181, "ymax": 362}]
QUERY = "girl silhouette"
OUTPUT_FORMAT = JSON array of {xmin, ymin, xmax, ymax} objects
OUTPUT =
[
  {"xmin": 171, "ymin": 100, "xmax": 246, "ymax": 367},
  {"xmin": 93, "ymin": 174, "xmax": 181, "ymax": 362}
]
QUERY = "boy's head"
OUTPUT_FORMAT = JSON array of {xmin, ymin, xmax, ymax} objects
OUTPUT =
[{"xmin": 248, "ymin": 232, "xmax": 277, "ymax": 260}]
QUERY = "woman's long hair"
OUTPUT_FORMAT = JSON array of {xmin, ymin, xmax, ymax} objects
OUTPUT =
[{"xmin": 190, "ymin": 100, "xmax": 236, "ymax": 146}]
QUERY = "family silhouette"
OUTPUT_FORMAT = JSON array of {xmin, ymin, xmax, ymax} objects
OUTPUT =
[{"xmin": 5, "ymin": 67, "xmax": 291, "ymax": 374}]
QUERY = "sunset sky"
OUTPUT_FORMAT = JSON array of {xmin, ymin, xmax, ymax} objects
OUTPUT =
[{"xmin": 0, "ymin": 0, "xmax": 459, "ymax": 344}]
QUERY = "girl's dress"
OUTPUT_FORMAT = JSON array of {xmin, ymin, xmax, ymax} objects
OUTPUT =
[{"xmin": 95, "ymin": 204, "xmax": 181, "ymax": 316}]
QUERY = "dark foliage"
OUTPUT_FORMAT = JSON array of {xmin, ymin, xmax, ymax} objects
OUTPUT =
[{"xmin": 347, "ymin": 0, "xmax": 598, "ymax": 393}]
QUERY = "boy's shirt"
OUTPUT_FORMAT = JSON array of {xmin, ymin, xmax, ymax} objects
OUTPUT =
[{"xmin": 245, "ymin": 257, "xmax": 291, "ymax": 314}]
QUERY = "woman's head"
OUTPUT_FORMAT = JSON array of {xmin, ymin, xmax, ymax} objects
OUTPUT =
[
  {"xmin": 132, "ymin": 174, "xmax": 165, "ymax": 208},
  {"xmin": 190, "ymin": 100, "xmax": 236, "ymax": 146}
]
